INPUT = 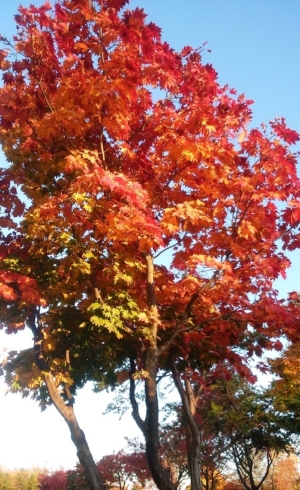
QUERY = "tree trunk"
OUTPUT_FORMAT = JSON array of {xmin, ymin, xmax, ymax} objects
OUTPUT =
[
  {"xmin": 45, "ymin": 373, "xmax": 106, "ymax": 490},
  {"xmin": 130, "ymin": 350, "xmax": 176, "ymax": 490},
  {"xmin": 171, "ymin": 363, "xmax": 202, "ymax": 490},
  {"xmin": 28, "ymin": 310, "xmax": 105, "ymax": 490},
  {"xmin": 129, "ymin": 254, "xmax": 177, "ymax": 490},
  {"xmin": 145, "ymin": 348, "xmax": 178, "ymax": 490}
]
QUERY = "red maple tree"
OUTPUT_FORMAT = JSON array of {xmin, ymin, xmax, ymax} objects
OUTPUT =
[{"xmin": 1, "ymin": 1, "xmax": 300, "ymax": 490}]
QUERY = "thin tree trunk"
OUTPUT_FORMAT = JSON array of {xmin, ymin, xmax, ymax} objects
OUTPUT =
[
  {"xmin": 171, "ymin": 363, "xmax": 202, "ymax": 490},
  {"xmin": 44, "ymin": 373, "xmax": 106, "ymax": 490},
  {"xmin": 28, "ymin": 310, "xmax": 105, "ymax": 490}
]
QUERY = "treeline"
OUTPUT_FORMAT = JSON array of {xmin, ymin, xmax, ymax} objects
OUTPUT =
[
  {"xmin": 1, "ymin": 451, "xmax": 300, "ymax": 490},
  {"xmin": 0, "ymin": 450, "xmax": 149, "ymax": 490},
  {"xmin": 37, "ymin": 452, "xmax": 300, "ymax": 490},
  {"xmin": 0, "ymin": 467, "xmax": 40, "ymax": 490},
  {"xmin": 38, "ymin": 450, "xmax": 151, "ymax": 490}
]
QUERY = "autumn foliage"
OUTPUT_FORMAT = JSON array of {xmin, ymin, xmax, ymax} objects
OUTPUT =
[
  {"xmin": 39, "ymin": 469, "xmax": 68, "ymax": 490},
  {"xmin": 1, "ymin": 0, "xmax": 299, "ymax": 342},
  {"xmin": 39, "ymin": 450, "xmax": 151, "ymax": 490},
  {"xmin": 1, "ymin": 1, "xmax": 300, "ymax": 490}
]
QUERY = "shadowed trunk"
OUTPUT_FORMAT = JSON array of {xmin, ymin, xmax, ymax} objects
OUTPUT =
[
  {"xmin": 129, "ymin": 254, "xmax": 177, "ymax": 490},
  {"xmin": 130, "ymin": 353, "xmax": 177, "ymax": 490},
  {"xmin": 171, "ymin": 363, "xmax": 202, "ymax": 490}
]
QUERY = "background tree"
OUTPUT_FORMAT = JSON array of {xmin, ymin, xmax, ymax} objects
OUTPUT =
[
  {"xmin": 270, "ymin": 341, "xmax": 300, "ymax": 434},
  {"xmin": 205, "ymin": 377, "xmax": 293, "ymax": 490},
  {"xmin": 1, "ymin": 1, "xmax": 300, "ymax": 490},
  {"xmin": 166, "ymin": 365, "xmax": 299, "ymax": 490},
  {"xmin": 159, "ymin": 424, "xmax": 189, "ymax": 489},
  {"xmin": 0, "ymin": 468, "xmax": 40, "ymax": 490},
  {"xmin": 97, "ymin": 450, "xmax": 151, "ymax": 490},
  {"xmin": 272, "ymin": 454, "xmax": 300, "ymax": 490},
  {"xmin": 39, "ymin": 449, "xmax": 152, "ymax": 490},
  {"xmin": 146, "ymin": 365, "xmax": 299, "ymax": 490}
]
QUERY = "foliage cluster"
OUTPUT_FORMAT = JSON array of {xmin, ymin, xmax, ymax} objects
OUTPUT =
[{"xmin": 39, "ymin": 449, "xmax": 151, "ymax": 490}]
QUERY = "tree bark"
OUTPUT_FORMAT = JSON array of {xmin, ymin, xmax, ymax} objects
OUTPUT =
[
  {"xmin": 130, "ymin": 352, "xmax": 176, "ymax": 490},
  {"xmin": 171, "ymin": 363, "xmax": 202, "ymax": 490},
  {"xmin": 28, "ymin": 309, "xmax": 105, "ymax": 490},
  {"xmin": 129, "ymin": 254, "xmax": 177, "ymax": 490},
  {"xmin": 44, "ymin": 373, "xmax": 106, "ymax": 490}
]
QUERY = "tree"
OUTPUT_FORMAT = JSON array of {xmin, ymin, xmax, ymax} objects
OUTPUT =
[
  {"xmin": 1, "ymin": 1, "xmax": 300, "ymax": 490},
  {"xmin": 127, "ymin": 425, "xmax": 189, "ymax": 489},
  {"xmin": 0, "ymin": 468, "xmax": 40, "ymax": 490},
  {"xmin": 167, "ymin": 365, "xmax": 299, "ymax": 490},
  {"xmin": 146, "ymin": 365, "xmax": 299, "ymax": 490},
  {"xmin": 39, "ymin": 450, "xmax": 152, "ymax": 490},
  {"xmin": 97, "ymin": 450, "xmax": 152, "ymax": 490},
  {"xmin": 272, "ymin": 454, "xmax": 299, "ymax": 490},
  {"xmin": 39, "ymin": 469, "xmax": 68, "ymax": 490},
  {"xmin": 270, "ymin": 341, "xmax": 300, "ymax": 434},
  {"xmin": 159, "ymin": 425, "xmax": 189, "ymax": 489},
  {"xmin": 204, "ymin": 377, "xmax": 293, "ymax": 490}
]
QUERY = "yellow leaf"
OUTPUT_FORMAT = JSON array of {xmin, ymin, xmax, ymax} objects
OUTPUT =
[{"xmin": 132, "ymin": 369, "xmax": 150, "ymax": 380}]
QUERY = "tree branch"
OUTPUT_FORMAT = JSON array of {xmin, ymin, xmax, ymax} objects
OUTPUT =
[
  {"xmin": 129, "ymin": 357, "xmax": 145, "ymax": 434},
  {"xmin": 170, "ymin": 360, "xmax": 200, "ymax": 442}
]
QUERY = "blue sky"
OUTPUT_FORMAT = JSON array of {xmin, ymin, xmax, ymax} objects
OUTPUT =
[{"xmin": 1, "ymin": 0, "xmax": 300, "ymax": 471}]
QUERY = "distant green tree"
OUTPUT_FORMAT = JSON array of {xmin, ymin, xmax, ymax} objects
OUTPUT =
[
  {"xmin": 166, "ymin": 365, "xmax": 299, "ymax": 490},
  {"xmin": 204, "ymin": 376, "xmax": 294, "ymax": 490},
  {"xmin": 0, "ymin": 468, "xmax": 40, "ymax": 490}
]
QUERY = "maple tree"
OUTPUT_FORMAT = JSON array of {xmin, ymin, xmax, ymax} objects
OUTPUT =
[
  {"xmin": 39, "ymin": 469, "xmax": 69, "ymax": 490},
  {"xmin": 158, "ymin": 426, "xmax": 189, "ymax": 488},
  {"xmin": 1, "ymin": 0, "xmax": 300, "ymax": 489},
  {"xmin": 96, "ymin": 450, "xmax": 152, "ymax": 490},
  {"xmin": 39, "ymin": 450, "xmax": 152, "ymax": 490}
]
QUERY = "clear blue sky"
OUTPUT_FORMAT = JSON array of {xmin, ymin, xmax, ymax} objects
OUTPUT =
[{"xmin": 1, "ymin": 0, "xmax": 300, "ymax": 471}]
